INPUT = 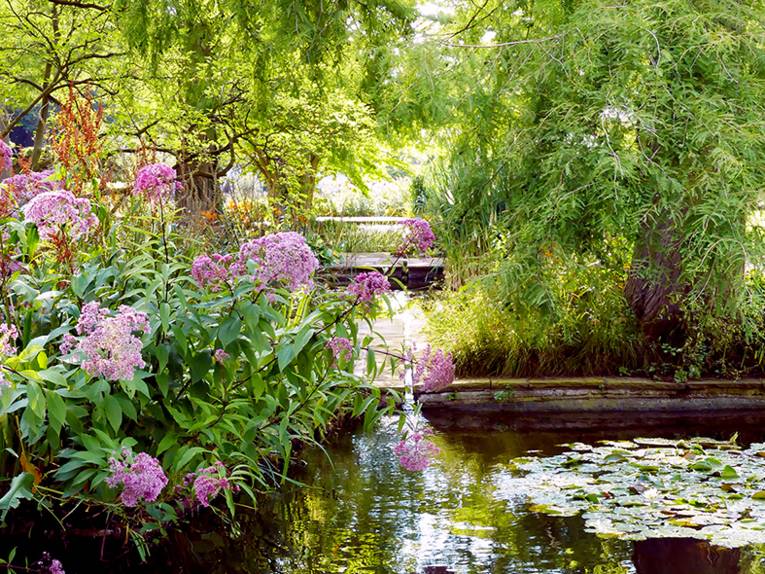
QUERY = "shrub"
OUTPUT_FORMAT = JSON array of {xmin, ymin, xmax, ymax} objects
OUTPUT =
[{"xmin": 0, "ymin": 167, "xmax": 399, "ymax": 554}]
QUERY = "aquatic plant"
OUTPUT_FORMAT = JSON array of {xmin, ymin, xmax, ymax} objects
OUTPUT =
[{"xmin": 498, "ymin": 437, "xmax": 765, "ymax": 548}]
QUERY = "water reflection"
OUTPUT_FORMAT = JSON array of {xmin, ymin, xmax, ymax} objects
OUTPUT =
[{"xmin": 201, "ymin": 410, "xmax": 765, "ymax": 574}]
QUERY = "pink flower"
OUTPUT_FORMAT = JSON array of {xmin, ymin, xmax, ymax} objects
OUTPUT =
[
  {"xmin": 411, "ymin": 345, "xmax": 455, "ymax": 393},
  {"xmin": 0, "ymin": 140, "xmax": 12, "ymax": 171},
  {"xmin": 3, "ymin": 170, "xmax": 61, "ymax": 204},
  {"xmin": 185, "ymin": 461, "xmax": 234, "ymax": 507},
  {"xmin": 0, "ymin": 171, "xmax": 62, "ymax": 218},
  {"xmin": 0, "ymin": 254, "xmax": 23, "ymax": 279},
  {"xmin": 213, "ymin": 348, "xmax": 229, "ymax": 363},
  {"xmin": 62, "ymin": 303, "xmax": 149, "ymax": 381},
  {"xmin": 191, "ymin": 253, "xmax": 232, "ymax": 291},
  {"xmin": 397, "ymin": 218, "xmax": 436, "ymax": 255},
  {"xmin": 327, "ymin": 337, "xmax": 353, "ymax": 363},
  {"xmin": 22, "ymin": 190, "xmax": 97, "ymax": 241},
  {"xmin": 231, "ymin": 232, "xmax": 319, "ymax": 291},
  {"xmin": 347, "ymin": 271, "xmax": 391, "ymax": 303},
  {"xmin": 35, "ymin": 552, "xmax": 65, "ymax": 574},
  {"xmin": 106, "ymin": 450, "xmax": 168, "ymax": 507},
  {"xmin": 393, "ymin": 431, "xmax": 440, "ymax": 472},
  {"xmin": 0, "ymin": 323, "xmax": 17, "ymax": 356},
  {"xmin": 134, "ymin": 163, "xmax": 180, "ymax": 202}
]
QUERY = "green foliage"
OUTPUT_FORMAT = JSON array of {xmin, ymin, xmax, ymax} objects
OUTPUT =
[
  {"xmin": 0, "ymin": 191, "xmax": 399, "ymax": 552},
  {"xmin": 425, "ymin": 253, "xmax": 644, "ymax": 377},
  {"xmin": 426, "ymin": 254, "xmax": 765, "ymax": 379},
  {"xmin": 420, "ymin": 0, "xmax": 765, "ymax": 317}
]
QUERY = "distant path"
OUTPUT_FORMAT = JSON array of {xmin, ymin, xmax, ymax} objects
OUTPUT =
[{"xmin": 356, "ymin": 293, "xmax": 428, "ymax": 386}]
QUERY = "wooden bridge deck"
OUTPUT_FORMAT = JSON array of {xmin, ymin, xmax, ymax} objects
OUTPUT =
[{"xmin": 324, "ymin": 252, "xmax": 444, "ymax": 290}]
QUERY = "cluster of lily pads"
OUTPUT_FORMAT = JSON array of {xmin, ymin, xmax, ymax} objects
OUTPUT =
[{"xmin": 496, "ymin": 437, "xmax": 765, "ymax": 548}]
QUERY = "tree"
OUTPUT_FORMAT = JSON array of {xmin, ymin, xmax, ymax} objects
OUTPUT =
[
  {"xmin": 0, "ymin": 0, "xmax": 127, "ymax": 168},
  {"xmin": 110, "ymin": 0, "xmax": 417, "ymax": 215},
  {"xmin": 423, "ymin": 0, "xmax": 765, "ymax": 341}
]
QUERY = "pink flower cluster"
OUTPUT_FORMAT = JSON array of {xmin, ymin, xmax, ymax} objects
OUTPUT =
[
  {"xmin": 411, "ymin": 345, "xmax": 455, "ymax": 393},
  {"xmin": 0, "ymin": 323, "xmax": 17, "ymax": 386},
  {"xmin": 397, "ymin": 218, "xmax": 436, "ymax": 256},
  {"xmin": 0, "ymin": 140, "xmax": 11, "ymax": 171},
  {"xmin": 22, "ymin": 190, "xmax": 97, "ymax": 241},
  {"xmin": 3, "ymin": 170, "xmax": 61, "ymax": 204},
  {"xmin": 191, "ymin": 253, "xmax": 233, "ymax": 291},
  {"xmin": 184, "ymin": 461, "xmax": 235, "ymax": 507},
  {"xmin": 348, "ymin": 271, "xmax": 391, "ymax": 303},
  {"xmin": 35, "ymin": 552, "xmax": 65, "ymax": 574},
  {"xmin": 61, "ymin": 302, "xmax": 149, "ymax": 381},
  {"xmin": 327, "ymin": 337, "xmax": 353, "ymax": 363},
  {"xmin": 191, "ymin": 232, "xmax": 320, "ymax": 293},
  {"xmin": 0, "ymin": 323, "xmax": 17, "ymax": 357},
  {"xmin": 134, "ymin": 163, "xmax": 180, "ymax": 203},
  {"xmin": 213, "ymin": 348, "xmax": 229, "ymax": 363},
  {"xmin": 393, "ymin": 431, "xmax": 440, "ymax": 472},
  {"xmin": 232, "ymin": 232, "xmax": 319, "ymax": 290},
  {"xmin": 106, "ymin": 450, "xmax": 168, "ymax": 507},
  {"xmin": 1, "ymin": 171, "xmax": 62, "ymax": 219}
]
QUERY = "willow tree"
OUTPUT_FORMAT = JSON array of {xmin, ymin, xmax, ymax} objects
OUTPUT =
[
  {"xmin": 427, "ymin": 0, "xmax": 765, "ymax": 341},
  {"xmin": 110, "ymin": 0, "xmax": 416, "ymax": 215}
]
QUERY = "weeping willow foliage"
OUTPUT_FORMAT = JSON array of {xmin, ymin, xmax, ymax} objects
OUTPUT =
[{"xmin": 424, "ymin": 0, "xmax": 765, "ymax": 329}]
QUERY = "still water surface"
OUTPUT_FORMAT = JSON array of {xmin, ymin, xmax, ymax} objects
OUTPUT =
[{"xmin": 181, "ymin": 409, "xmax": 765, "ymax": 574}]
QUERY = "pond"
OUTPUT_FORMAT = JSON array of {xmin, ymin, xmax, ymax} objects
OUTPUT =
[{"xmin": 155, "ymin": 409, "xmax": 765, "ymax": 574}]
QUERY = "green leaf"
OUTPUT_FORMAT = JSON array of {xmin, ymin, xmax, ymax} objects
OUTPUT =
[
  {"xmin": 0, "ymin": 473, "xmax": 34, "ymax": 521},
  {"xmin": 159, "ymin": 302, "xmax": 171, "ymax": 333},
  {"xmin": 174, "ymin": 446, "xmax": 206, "ymax": 472},
  {"xmin": 292, "ymin": 327, "xmax": 314, "ymax": 356},
  {"xmin": 46, "ymin": 391, "xmax": 67, "ymax": 434},
  {"xmin": 103, "ymin": 394, "xmax": 123, "ymax": 432},
  {"xmin": 218, "ymin": 316, "xmax": 241, "ymax": 347},
  {"xmin": 720, "ymin": 465, "xmax": 739, "ymax": 480},
  {"xmin": 190, "ymin": 352, "xmax": 212, "ymax": 383},
  {"xmin": 277, "ymin": 345, "xmax": 295, "ymax": 371},
  {"xmin": 157, "ymin": 433, "xmax": 179, "ymax": 455}
]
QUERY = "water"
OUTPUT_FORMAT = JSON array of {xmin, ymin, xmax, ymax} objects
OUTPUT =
[
  {"xmin": 165, "ymin": 409, "xmax": 765, "ymax": 574},
  {"xmin": 10, "ymin": 410, "xmax": 765, "ymax": 572}
]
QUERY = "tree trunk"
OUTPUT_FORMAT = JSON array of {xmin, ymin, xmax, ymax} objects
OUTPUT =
[
  {"xmin": 176, "ymin": 155, "xmax": 220, "ymax": 215},
  {"xmin": 624, "ymin": 216, "xmax": 685, "ymax": 342},
  {"xmin": 298, "ymin": 153, "xmax": 320, "ymax": 214},
  {"xmin": 31, "ymin": 6, "xmax": 58, "ymax": 170},
  {"xmin": 31, "ymin": 65, "xmax": 53, "ymax": 170}
]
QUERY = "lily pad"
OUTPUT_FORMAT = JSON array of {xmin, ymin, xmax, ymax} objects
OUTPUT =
[{"xmin": 494, "ymin": 437, "xmax": 765, "ymax": 549}]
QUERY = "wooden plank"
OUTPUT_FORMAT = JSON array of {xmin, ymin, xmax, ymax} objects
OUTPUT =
[
  {"xmin": 325, "ymin": 252, "xmax": 444, "ymax": 269},
  {"xmin": 315, "ymin": 216, "xmax": 410, "ymax": 223}
]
